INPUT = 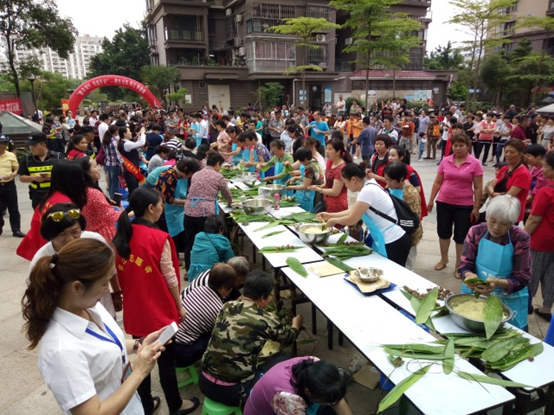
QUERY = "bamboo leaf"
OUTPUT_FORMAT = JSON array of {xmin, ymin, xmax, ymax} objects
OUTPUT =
[
  {"xmin": 484, "ymin": 295, "xmax": 504, "ymax": 340},
  {"xmin": 410, "ymin": 297, "xmax": 421, "ymax": 315},
  {"xmin": 261, "ymin": 230, "xmax": 286, "ymax": 239},
  {"xmin": 377, "ymin": 365, "xmax": 431, "ymax": 413},
  {"xmin": 400, "ymin": 290, "xmax": 415, "ymax": 301},
  {"xmin": 481, "ymin": 337, "xmax": 520, "ymax": 363},
  {"xmin": 416, "ymin": 287, "xmax": 438, "ymax": 325},
  {"xmin": 286, "ymin": 257, "xmax": 308, "ymax": 277},
  {"xmin": 325, "ymin": 257, "xmax": 354, "ymax": 272},
  {"xmin": 443, "ymin": 339, "xmax": 455, "ymax": 374},
  {"xmin": 337, "ymin": 233, "xmax": 348, "ymax": 244},
  {"xmin": 384, "ymin": 344, "xmax": 445, "ymax": 354},
  {"xmin": 254, "ymin": 221, "xmax": 280, "ymax": 232},
  {"xmin": 456, "ymin": 371, "xmax": 531, "ymax": 388}
]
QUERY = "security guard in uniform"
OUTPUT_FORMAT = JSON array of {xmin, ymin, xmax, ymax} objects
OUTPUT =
[
  {"xmin": 42, "ymin": 117, "xmax": 57, "ymax": 152},
  {"xmin": 18, "ymin": 132, "xmax": 64, "ymax": 209},
  {"xmin": 0, "ymin": 135, "xmax": 25, "ymax": 237}
]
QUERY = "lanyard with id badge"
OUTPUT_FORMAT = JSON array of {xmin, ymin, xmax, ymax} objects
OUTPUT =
[{"xmin": 86, "ymin": 323, "xmax": 132, "ymax": 383}]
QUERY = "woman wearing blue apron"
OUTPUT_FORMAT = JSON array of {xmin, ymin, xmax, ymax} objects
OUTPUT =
[
  {"xmin": 317, "ymin": 163, "xmax": 412, "ymax": 267},
  {"xmin": 285, "ymin": 147, "xmax": 323, "ymax": 212},
  {"xmin": 155, "ymin": 159, "xmax": 201, "ymax": 253},
  {"xmin": 459, "ymin": 195, "xmax": 531, "ymax": 330},
  {"xmin": 257, "ymin": 139, "xmax": 294, "ymax": 195},
  {"xmin": 238, "ymin": 131, "xmax": 267, "ymax": 179}
]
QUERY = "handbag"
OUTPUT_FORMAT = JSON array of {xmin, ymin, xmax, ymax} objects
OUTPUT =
[{"xmin": 96, "ymin": 146, "xmax": 106, "ymax": 166}]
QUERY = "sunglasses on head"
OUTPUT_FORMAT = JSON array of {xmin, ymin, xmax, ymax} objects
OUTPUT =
[{"xmin": 47, "ymin": 209, "xmax": 81, "ymax": 222}]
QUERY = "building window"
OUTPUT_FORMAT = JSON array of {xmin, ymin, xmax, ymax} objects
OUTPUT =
[
  {"xmin": 246, "ymin": 4, "xmax": 295, "ymax": 33},
  {"xmin": 246, "ymin": 41, "xmax": 295, "ymax": 72},
  {"xmin": 504, "ymin": 21, "xmax": 515, "ymax": 35},
  {"xmin": 307, "ymin": 44, "xmax": 327, "ymax": 66},
  {"xmin": 306, "ymin": 4, "xmax": 330, "ymax": 19},
  {"xmin": 208, "ymin": 19, "xmax": 217, "ymax": 36}
]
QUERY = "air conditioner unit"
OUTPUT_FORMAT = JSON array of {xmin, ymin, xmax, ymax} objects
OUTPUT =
[
  {"xmin": 315, "ymin": 34, "xmax": 326, "ymax": 42},
  {"xmin": 225, "ymin": 8, "xmax": 232, "ymax": 16},
  {"xmin": 238, "ymin": 46, "xmax": 246, "ymax": 56},
  {"xmin": 236, "ymin": 14, "xmax": 243, "ymax": 23},
  {"xmin": 233, "ymin": 37, "xmax": 241, "ymax": 47},
  {"xmin": 345, "ymin": 37, "xmax": 353, "ymax": 46}
]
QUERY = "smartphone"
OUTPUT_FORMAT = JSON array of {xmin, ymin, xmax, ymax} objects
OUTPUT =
[
  {"xmin": 113, "ymin": 193, "xmax": 122, "ymax": 206},
  {"xmin": 157, "ymin": 322, "xmax": 178, "ymax": 345}
]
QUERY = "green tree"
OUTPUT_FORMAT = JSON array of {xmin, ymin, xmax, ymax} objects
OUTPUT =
[
  {"xmin": 268, "ymin": 17, "xmax": 339, "ymax": 108},
  {"xmin": 424, "ymin": 41, "xmax": 465, "ymax": 70},
  {"xmin": 166, "ymin": 88, "xmax": 188, "ymax": 107},
  {"xmin": 0, "ymin": 0, "xmax": 77, "ymax": 97},
  {"xmin": 141, "ymin": 65, "xmax": 180, "ymax": 107},
  {"xmin": 447, "ymin": 80, "xmax": 468, "ymax": 101},
  {"xmin": 89, "ymin": 24, "xmax": 150, "ymax": 101},
  {"xmin": 34, "ymin": 71, "xmax": 73, "ymax": 112},
  {"xmin": 479, "ymin": 53, "xmax": 510, "ymax": 105},
  {"xmin": 517, "ymin": 16, "xmax": 554, "ymax": 102},
  {"xmin": 507, "ymin": 54, "xmax": 554, "ymax": 106},
  {"xmin": 448, "ymin": 0, "xmax": 518, "ymax": 103},
  {"xmin": 330, "ymin": 0, "xmax": 421, "ymax": 102},
  {"xmin": 252, "ymin": 82, "xmax": 285, "ymax": 112}
]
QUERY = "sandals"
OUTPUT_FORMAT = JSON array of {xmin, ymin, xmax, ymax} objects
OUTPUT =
[
  {"xmin": 534, "ymin": 308, "xmax": 552, "ymax": 322},
  {"xmin": 434, "ymin": 262, "xmax": 448, "ymax": 271}
]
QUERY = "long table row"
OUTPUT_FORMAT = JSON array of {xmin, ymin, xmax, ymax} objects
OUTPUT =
[{"xmin": 220, "ymin": 180, "xmax": 554, "ymax": 414}]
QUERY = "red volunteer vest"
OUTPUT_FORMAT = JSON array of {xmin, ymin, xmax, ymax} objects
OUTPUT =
[
  {"xmin": 116, "ymin": 224, "xmax": 181, "ymax": 337},
  {"xmin": 406, "ymin": 164, "xmax": 428, "ymax": 219}
]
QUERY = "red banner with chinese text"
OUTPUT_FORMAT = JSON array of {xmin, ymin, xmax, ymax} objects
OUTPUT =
[{"xmin": 0, "ymin": 99, "xmax": 23, "ymax": 114}]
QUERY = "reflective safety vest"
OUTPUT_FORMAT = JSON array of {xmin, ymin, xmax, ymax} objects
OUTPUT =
[{"xmin": 26, "ymin": 151, "xmax": 63, "ymax": 191}]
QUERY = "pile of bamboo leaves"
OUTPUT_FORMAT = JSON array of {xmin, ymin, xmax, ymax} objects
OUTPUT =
[
  {"xmin": 254, "ymin": 212, "xmax": 319, "ymax": 232},
  {"xmin": 319, "ymin": 233, "xmax": 373, "ymax": 260},
  {"xmin": 221, "ymin": 165, "xmax": 244, "ymax": 180},
  {"xmin": 229, "ymin": 210, "xmax": 271, "ymax": 225},
  {"xmin": 376, "ymin": 289, "xmax": 544, "ymax": 413}
]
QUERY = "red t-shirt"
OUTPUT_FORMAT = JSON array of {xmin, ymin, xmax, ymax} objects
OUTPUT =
[
  {"xmin": 496, "ymin": 165, "xmax": 531, "ymax": 222},
  {"xmin": 510, "ymin": 125, "xmax": 527, "ymax": 141},
  {"xmin": 530, "ymin": 182, "xmax": 554, "ymax": 252}
]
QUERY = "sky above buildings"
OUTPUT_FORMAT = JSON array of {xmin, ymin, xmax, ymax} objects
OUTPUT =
[{"xmin": 55, "ymin": 0, "xmax": 472, "ymax": 55}]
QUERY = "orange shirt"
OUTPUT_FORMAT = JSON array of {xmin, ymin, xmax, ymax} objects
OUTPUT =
[{"xmin": 351, "ymin": 119, "xmax": 363, "ymax": 139}]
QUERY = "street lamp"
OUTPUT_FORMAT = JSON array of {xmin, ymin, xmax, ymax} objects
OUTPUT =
[{"xmin": 27, "ymin": 74, "xmax": 38, "ymax": 117}]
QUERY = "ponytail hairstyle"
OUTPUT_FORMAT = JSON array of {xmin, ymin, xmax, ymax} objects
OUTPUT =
[
  {"xmin": 102, "ymin": 124, "xmax": 118, "ymax": 147},
  {"xmin": 327, "ymin": 137, "xmax": 353, "ymax": 163},
  {"xmin": 291, "ymin": 358, "xmax": 346, "ymax": 406},
  {"xmin": 66, "ymin": 134, "xmax": 86, "ymax": 154},
  {"xmin": 340, "ymin": 162, "xmax": 366, "ymax": 180},
  {"xmin": 22, "ymin": 239, "xmax": 115, "ymax": 349},
  {"xmin": 392, "ymin": 145, "xmax": 411, "ymax": 165},
  {"xmin": 176, "ymin": 157, "xmax": 201, "ymax": 176},
  {"xmin": 117, "ymin": 126, "xmax": 129, "ymax": 154},
  {"xmin": 112, "ymin": 187, "xmax": 163, "ymax": 259}
]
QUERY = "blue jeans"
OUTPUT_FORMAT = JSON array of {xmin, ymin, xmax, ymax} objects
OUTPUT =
[{"xmin": 104, "ymin": 165, "xmax": 120, "ymax": 199}]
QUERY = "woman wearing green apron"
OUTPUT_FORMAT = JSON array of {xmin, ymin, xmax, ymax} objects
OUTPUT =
[
  {"xmin": 318, "ymin": 163, "xmax": 412, "ymax": 267},
  {"xmin": 286, "ymin": 147, "xmax": 324, "ymax": 212},
  {"xmin": 459, "ymin": 195, "xmax": 532, "ymax": 330}
]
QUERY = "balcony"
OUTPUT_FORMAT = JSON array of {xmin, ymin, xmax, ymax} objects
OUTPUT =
[
  {"xmin": 401, "ymin": 0, "xmax": 431, "ymax": 7},
  {"xmin": 164, "ymin": 27, "xmax": 205, "ymax": 43}
]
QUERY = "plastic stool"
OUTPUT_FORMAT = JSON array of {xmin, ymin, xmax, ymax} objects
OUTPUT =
[
  {"xmin": 201, "ymin": 397, "xmax": 243, "ymax": 415},
  {"xmin": 175, "ymin": 364, "xmax": 199, "ymax": 388}
]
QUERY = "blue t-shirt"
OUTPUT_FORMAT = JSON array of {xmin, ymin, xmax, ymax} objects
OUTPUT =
[
  {"xmin": 357, "ymin": 126, "xmax": 377, "ymax": 157},
  {"xmin": 309, "ymin": 121, "xmax": 329, "ymax": 146}
]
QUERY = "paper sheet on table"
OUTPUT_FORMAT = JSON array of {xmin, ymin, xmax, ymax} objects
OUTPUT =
[{"xmin": 307, "ymin": 262, "xmax": 344, "ymax": 277}]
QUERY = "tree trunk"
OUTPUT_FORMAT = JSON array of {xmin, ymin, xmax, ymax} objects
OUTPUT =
[
  {"xmin": 392, "ymin": 69, "xmax": 397, "ymax": 99},
  {"xmin": 303, "ymin": 43, "xmax": 308, "ymax": 109},
  {"xmin": 364, "ymin": 50, "xmax": 370, "ymax": 107},
  {"xmin": 6, "ymin": 38, "xmax": 21, "ymax": 98}
]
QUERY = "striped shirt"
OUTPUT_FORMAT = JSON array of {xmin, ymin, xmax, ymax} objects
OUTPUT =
[
  {"xmin": 175, "ymin": 285, "xmax": 223, "ymax": 345},
  {"xmin": 165, "ymin": 138, "xmax": 183, "ymax": 151},
  {"xmin": 181, "ymin": 270, "xmax": 210, "ymax": 300}
]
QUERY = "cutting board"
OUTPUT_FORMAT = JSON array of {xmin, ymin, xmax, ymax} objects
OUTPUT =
[{"xmin": 307, "ymin": 262, "xmax": 344, "ymax": 277}]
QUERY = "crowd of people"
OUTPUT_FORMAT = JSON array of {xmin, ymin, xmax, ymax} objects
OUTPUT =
[{"xmin": 0, "ymin": 97, "xmax": 552, "ymax": 414}]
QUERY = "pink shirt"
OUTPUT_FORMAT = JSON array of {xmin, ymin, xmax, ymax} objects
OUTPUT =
[
  {"xmin": 437, "ymin": 154, "xmax": 483, "ymax": 206},
  {"xmin": 479, "ymin": 120, "xmax": 496, "ymax": 141}
]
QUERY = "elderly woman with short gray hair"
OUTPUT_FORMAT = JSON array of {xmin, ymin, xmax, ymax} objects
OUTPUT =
[{"xmin": 458, "ymin": 195, "xmax": 531, "ymax": 330}]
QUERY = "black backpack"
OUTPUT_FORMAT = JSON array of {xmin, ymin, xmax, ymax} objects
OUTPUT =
[{"xmin": 367, "ymin": 183, "xmax": 420, "ymax": 234}]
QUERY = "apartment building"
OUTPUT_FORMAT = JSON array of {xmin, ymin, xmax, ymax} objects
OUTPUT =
[
  {"xmin": 11, "ymin": 35, "xmax": 103, "ymax": 80},
  {"xmin": 145, "ymin": 0, "xmax": 437, "ymax": 109},
  {"xmin": 493, "ymin": 0, "xmax": 554, "ymax": 55}
]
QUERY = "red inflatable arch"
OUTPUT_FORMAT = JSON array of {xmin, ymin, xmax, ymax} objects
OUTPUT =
[{"xmin": 68, "ymin": 75, "xmax": 161, "ymax": 115}]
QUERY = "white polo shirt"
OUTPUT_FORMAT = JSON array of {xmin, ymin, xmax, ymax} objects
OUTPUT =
[
  {"xmin": 38, "ymin": 303, "xmax": 143, "ymax": 414},
  {"xmin": 357, "ymin": 179, "xmax": 406, "ymax": 244}
]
